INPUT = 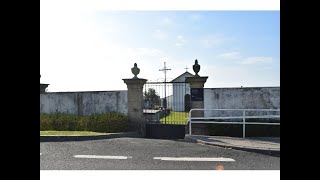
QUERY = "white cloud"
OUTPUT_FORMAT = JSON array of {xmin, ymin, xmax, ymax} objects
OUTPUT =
[
  {"xmin": 200, "ymin": 34, "xmax": 227, "ymax": 48},
  {"xmin": 190, "ymin": 14, "xmax": 202, "ymax": 22},
  {"xmin": 240, "ymin": 57, "xmax": 273, "ymax": 65},
  {"xmin": 159, "ymin": 17, "xmax": 174, "ymax": 26},
  {"xmin": 201, "ymin": 65, "xmax": 280, "ymax": 88},
  {"xmin": 175, "ymin": 35, "xmax": 187, "ymax": 47},
  {"xmin": 127, "ymin": 48, "xmax": 164, "ymax": 58},
  {"xmin": 218, "ymin": 52, "xmax": 241, "ymax": 60},
  {"xmin": 152, "ymin": 29, "xmax": 168, "ymax": 39}
]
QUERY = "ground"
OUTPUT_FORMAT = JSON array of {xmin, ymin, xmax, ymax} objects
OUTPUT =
[{"xmin": 40, "ymin": 138, "xmax": 280, "ymax": 170}]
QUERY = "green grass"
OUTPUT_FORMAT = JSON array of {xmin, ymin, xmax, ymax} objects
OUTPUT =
[
  {"xmin": 40, "ymin": 131, "xmax": 109, "ymax": 136},
  {"xmin": 160, "ymin": 111, "xmax": 189, "ymax": 124}
]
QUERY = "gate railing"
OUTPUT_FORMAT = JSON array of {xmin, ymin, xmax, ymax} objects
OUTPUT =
[
  {"xmin": 144, "ymin": 81, "xmax": 190, "ymax": 124},
  {"xmin": 188, "ymin": 109, "xmax": 280, "ymax": 138}
]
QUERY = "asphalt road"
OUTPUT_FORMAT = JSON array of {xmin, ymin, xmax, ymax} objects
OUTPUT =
[{"xmin": 40, "ymin": 137, "xmax": 280, "ymax": 170}]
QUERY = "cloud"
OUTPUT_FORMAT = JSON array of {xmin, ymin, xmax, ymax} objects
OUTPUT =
[
  {"xmin": 175, "ymin": 35, "xmax": 187, "ymax": 47},
  {"xmin": 127, "ymin": 48, "xmax": 163, "ymax": 57},
  {"xmin": 240, "ymin": 57, "xmax": 273, "ymax": 65},
  {"xmin": 201, "ymin": 65, "xmax": 279, "ymax": 88},
  {"xmin": 190, "ymin": 14, "xmax": 202, "ymax": 22},
  {"xmin": 218, "ymin": 52, "xmax": 241, "ymax": 60},
  {"xmin": 152, "ymin": 29, "xmax": 168, "ymax": 39},
  {"xmin": 200, "ymin": 34, "xmax": 227, "ymax": 48},
  {"xmin": 160, "ymin": 17, "xmax": 173, "ymax": 26}
]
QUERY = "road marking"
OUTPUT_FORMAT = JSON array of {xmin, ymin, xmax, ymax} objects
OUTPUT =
[
  {"xmin": 74, "ymin": 155, "xmax": 132, "ymax": 160},
  {"xmin": 153, "ymin": 157, "xmax": 235, "ymax": 162}
]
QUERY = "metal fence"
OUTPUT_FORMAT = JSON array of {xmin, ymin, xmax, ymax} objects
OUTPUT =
[
  {"xmin": 188, "ymin": 109, "xmax": 280, "ymax": 138},
  {"xmin": 144, "ymin": 82, "xmax": 190, "ymax": 124}
]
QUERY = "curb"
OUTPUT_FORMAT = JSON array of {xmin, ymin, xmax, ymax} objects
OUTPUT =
[
  {"xmin": 184, "ymin": 136, "xmax": 280, "ymax": 157},
  {"xmin": 40, "ymin": 132, "xmax": 141, "ymax": 142}
]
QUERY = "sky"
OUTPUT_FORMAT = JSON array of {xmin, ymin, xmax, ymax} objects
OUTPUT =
[
  {"xmin": 40, "ymin": 0, "xmax": 280, "ymax": 92},
  {"xmin": 40, "ymin": 1, "xmax": 280, "ymax": 180}
]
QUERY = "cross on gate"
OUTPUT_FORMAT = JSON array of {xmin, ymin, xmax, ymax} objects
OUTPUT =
[
  {"xmin": 159, "ymin": 62, "xmax": 171, "ymax": 124},
  {"xmin": 159, "ymin": 62, "xmax": 171, "ymax": 83}
]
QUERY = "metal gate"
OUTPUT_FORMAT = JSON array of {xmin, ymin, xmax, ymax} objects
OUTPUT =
[{"xmin": 143, "ymin": 81, "xmax": 190, "ymax": 125}]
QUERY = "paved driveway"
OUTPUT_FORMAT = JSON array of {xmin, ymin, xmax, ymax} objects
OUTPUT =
[{"xmin": 40, "ymin": 138, "xmax": 280, "ymax": 170}]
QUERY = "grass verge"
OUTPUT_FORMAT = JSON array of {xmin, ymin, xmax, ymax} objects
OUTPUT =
[
  {"xmin": 160, "ymin": 111, "xmax": 189, "ymax": 124},
  {"xmin": 40, "ymin": 131, "xmax": 109, "ymax": 136}
]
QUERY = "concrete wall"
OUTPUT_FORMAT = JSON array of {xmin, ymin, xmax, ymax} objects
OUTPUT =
[
  {"xmin": 204, "ymin": 87, "xmax": 280, "ymax": 117},
  {"xmin": 143, "ymin": 109, "xmax": 161, "ymax": 123},
  {"xmin": 171, "ymin": 72, "xmax": 192, "ymax": 112},
  {"xmin": 40, "ymin": 91, "xmax": 128, "ymax": 115},
  {"xmin": 172, "ymin": 83, "xmax": 190, "ymax": 112},
  {"xmin": 163, "ymin": 95, "xmax": 173, "ymax": 110}
]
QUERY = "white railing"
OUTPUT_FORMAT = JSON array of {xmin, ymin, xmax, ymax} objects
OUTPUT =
[{"xmin": 188, "ymin": 109, "xmax": 280, "ymax": 138}]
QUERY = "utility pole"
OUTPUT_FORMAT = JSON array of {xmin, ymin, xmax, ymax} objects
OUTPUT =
[{"xmin": 159, "ymin": 62, "xmax": 171, "ymax": 124}]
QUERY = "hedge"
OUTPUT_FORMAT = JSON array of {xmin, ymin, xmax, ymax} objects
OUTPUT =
[{"xmin": 40, "ymin": 112, "xmax": 128, "ymax": 133}]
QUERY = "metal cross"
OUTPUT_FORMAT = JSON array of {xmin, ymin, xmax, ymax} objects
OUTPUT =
[
  {"xmin": 159, "ymin": 62, "xmax": 171, "ymax": 83},
  {"xmin": 159, "ymin": 62, "xmax": 171, "ymax": 124},
  {"xmin": 185, "ymin": 66, "xmax": 189, "ymax": 72}
]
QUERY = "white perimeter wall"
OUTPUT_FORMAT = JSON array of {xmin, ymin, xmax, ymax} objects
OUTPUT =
[
  {"xmin": 204, "ymin": 87, "xmax": 280, "ymax": 117},
  {"xmin": 40, "ymin": 91, "xmax": 128, "ymax": 115}
]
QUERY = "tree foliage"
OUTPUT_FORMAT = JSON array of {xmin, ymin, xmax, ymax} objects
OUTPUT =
[{"xmin": 144, "ymin": 88, "xmax": 161, "ymax": 109}]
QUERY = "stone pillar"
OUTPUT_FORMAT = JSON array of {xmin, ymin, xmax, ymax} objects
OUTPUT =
[
  {"xmin": 40, "ymin": 75, "xmax": 49, "ymax": 93},
  {"xmin": 185, "ymin": 60, "xmax": 209, "ymax": 135},
  {"xmin": 40, "ymin": 84, "xmax": 49, "ymax": 93},
  {"xmin": 123, "ymin": 63, "xmax": 147, "ymax": 137}
]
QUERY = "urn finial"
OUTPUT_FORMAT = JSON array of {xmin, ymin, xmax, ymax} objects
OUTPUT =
[
  {"xmin": 193, "ymin": 59, "xmax": 200, "ymax": 77},
  {"xmin": 131, "ymin": 63, "xmax": 140, "ymax": 79}
]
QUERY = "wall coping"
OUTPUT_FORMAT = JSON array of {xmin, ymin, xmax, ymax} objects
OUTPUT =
[
  {"xmin": 41, "ymin": 90, "xmax": 127, "ymax": 94},
  {"xmin": 205, "ymin": 86, "xmax": 280, "ymax": 90}
]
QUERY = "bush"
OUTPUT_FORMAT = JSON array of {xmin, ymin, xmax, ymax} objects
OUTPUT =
[{"xmin": 40, "ymin": 112, "xmax": 128, "ymax": 133}]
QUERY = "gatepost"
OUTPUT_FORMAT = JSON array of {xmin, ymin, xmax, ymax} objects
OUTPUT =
[
  {"xmin": 123, "ymin": 63, "xmax": 147, "ymax": 137},
  {"xmin": 40, "ymin": 75, "xmax": 49, "ymax": 93},
  {"xmin": 185, "ymin": 60, "xmax": 209, "ymax": 135}
]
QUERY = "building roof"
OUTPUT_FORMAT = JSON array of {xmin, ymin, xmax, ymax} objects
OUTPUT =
[{"xmin": 170, "ymin": 71, "xmax": 194, "ymax": 82}]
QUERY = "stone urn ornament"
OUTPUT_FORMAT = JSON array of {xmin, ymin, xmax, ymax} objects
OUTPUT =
[
  {"xmin": 131, "ymin": 63, "xmax": 140, "ymax": 79},
  {"xmin": 193, "ymin": 59, "xmax": 200, "ymax": 77}
]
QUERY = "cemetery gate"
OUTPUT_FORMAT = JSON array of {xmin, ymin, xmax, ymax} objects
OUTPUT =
[{"xmin": 144, "ymin": 81, "xmax": 190, "ymax": 139}]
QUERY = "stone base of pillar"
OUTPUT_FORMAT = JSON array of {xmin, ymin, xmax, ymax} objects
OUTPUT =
[
  {"xmin": 123, "ymin": 78, "xmax": 147, "ymax": 137},
  {"xmin": 40, "ymin": 84, "xmax": 49, "ymax": 93},
  {"xmin": 185, "ymin": 75, "xmax": 209, "ymax": 136},
  {"xmin": 128, "ymin": 121, "xmax": 146, "ymax": 137},
  {"xmin": 186, "ymin": 123, "xmax": 210, "ymax": 135}
]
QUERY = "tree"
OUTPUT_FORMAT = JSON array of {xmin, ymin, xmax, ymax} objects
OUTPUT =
[{"xmin": 144, "ymin": 88, "xmax": 161, "ymax": 109}]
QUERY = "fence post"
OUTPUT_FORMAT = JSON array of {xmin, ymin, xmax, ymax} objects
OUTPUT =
[
  {"xmin": 189, "ymin": 110, "xmax": 192, "ymax": 135},
  {"xmin": 40, "ymin": 75, "xmax": 49, "ymax": 93},
  {"xmin": 243, "ymin": 110, "xmax": 246, "ymax": 138}
]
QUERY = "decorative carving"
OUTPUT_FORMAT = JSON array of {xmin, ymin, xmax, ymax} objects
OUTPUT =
[
  {"xmin": 131, "ymin": 63, "xmax": 140, "ymax": 79},
  {"xmin": 193, "ymin": 59, "xmax": 200, "ymax": 77}
]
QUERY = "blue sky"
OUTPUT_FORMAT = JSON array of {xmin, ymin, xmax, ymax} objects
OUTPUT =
[{"xmin": 40, "ymin": 2, "xmax": 279, "ymax": 92}]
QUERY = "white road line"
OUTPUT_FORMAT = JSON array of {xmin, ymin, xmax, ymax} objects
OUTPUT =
[
  {"xmin": 74, "ymin": 155, "xmax": 132, "ymax": 160},
  {"xmin": 153, "ymin": 157, "xmax": 235, "ymax": 162}
]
